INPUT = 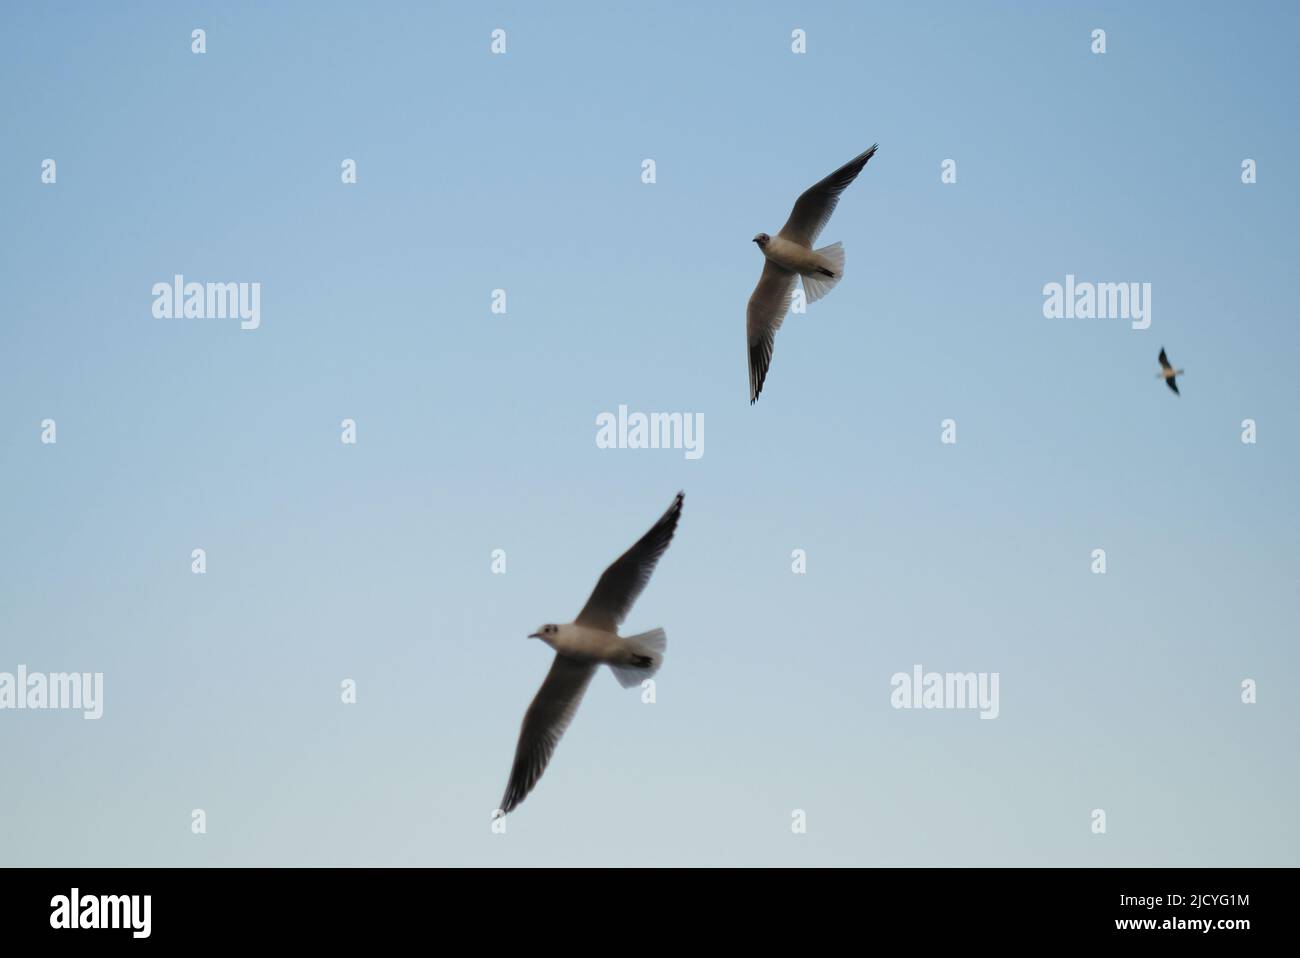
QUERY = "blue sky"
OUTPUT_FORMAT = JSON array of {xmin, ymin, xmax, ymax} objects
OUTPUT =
[{"xmin": 1, "ymin": 0, "xmax": 1297, "ymax": 865}]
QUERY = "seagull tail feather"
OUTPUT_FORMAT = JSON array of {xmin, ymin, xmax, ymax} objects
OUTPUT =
[
  {"xmin": 802, "ymin": 242, "xmax": 845, "ymax": 303},
  {"xmin": 610, "ymin": 629, "xmax": 667, "ymax": 688}
]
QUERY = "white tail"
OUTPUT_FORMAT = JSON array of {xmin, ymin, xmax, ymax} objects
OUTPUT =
[
  {"xmin": 610, "ymin": 629, "xmax": 667, "ymax": 688},
  {"xmin": 802, "ymin": 242, "xmax": 845, "ymax": 304}
]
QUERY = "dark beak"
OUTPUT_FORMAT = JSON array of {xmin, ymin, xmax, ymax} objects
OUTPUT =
[{"xmin": 527, "ymin": 633, "xmax": 540, "ymax": 639}]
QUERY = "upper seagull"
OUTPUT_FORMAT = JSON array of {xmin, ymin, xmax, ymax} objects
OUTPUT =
[
  {"xmin": 747, "ymin": 144, "xmax": 878, "ymax": 403},
  {"xmin": 498, "ymin": 492, "xmax": 684, "ymax": 816},
  {"xmin": 1157, "ymin": 347, "xmax": 1184, "ymax": 395}
]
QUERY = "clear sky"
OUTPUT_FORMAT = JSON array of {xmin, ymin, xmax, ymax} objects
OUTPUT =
[{"xmin": 1, "ymin": 0, "xmax": 1297, "ymax": 866}]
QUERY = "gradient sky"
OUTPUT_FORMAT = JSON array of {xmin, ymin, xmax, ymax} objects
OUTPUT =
[{"xmin": 2, "ymin": 0, "xmax": 1297, "ymax": 866}]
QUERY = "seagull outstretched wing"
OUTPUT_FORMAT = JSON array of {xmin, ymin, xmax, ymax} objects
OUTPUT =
[
  {"xmin": 575, "ymin": 492, "xmax": 684, "ymax": 632},
  {"xmin": 500, "ymin": 656, "xmax": 596, "ymax": 815},
  {"xmin": 777, "ymin": 144, "xmax": 878, "ymax": 248}
]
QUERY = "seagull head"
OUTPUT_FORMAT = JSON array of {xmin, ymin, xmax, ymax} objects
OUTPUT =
[
  {"xmin": 752, "ymin": 232, "xmax": 770, "ymax": 249},
  {"xmin": 528, "ymin": 624, "xmax": 558, "ymax": 641}
]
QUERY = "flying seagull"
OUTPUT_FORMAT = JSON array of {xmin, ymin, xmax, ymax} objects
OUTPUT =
[
  {"xmin": 747, "ymin": 144, "xmax": 878, "ymax": 403},
  {"xmin": 498, "ymin": 491, "xmax": 684, "ymax": 816},
  {"xmin": 1158, "ymin": 347, "xmax": 1184, "ymax": 395}
]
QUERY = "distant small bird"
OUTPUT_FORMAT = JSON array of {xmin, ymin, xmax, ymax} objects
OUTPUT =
[
  {"xmin": 1158, "ymin": 347, "xmax": 1184, "ymax": 395},
  {"xmin": 747, "ymin": 144, "xmax": 878, "ymax": 403},
  {"xmin": 498, "ymin": 492, "xmax": 684, "ymax": 816}
]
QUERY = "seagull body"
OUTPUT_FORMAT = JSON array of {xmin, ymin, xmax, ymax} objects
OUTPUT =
[
  {"xmin": 747, "ymin": 144, "xmax": 878, "ymax": 403},
  {"xmin": 537, "ymin": 621, "xmax": 640, "ymax": 666},
  {"xmin": 757, "ymin": 234, "xmax": 842, "ymax": 279},
  {"xmin": 498, "ymin": 492, "xmax": 684, "ymax": 816},
  {"xmin": 1158, "ymin": 347, "xmax": 1184, "ymax": 395}
]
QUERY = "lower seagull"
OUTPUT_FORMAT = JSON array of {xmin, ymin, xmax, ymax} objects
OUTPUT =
[
  {"xmin": 1158, "ymin": 347, "xmax": 1185, "ymax": 395},
  {"xmin": 498, "ymin": 491, "xmax": 684, "ymax": 816}
]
